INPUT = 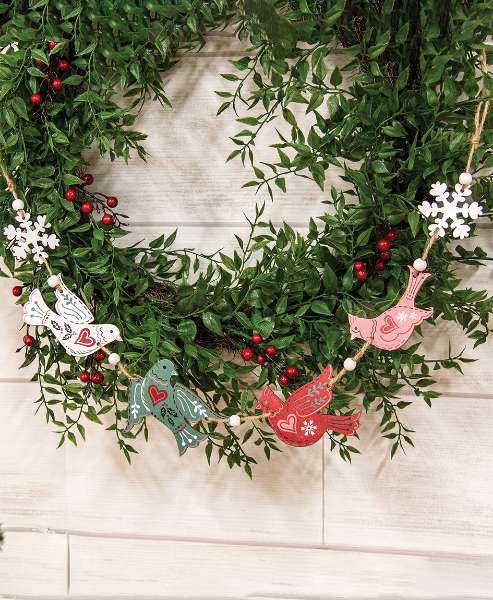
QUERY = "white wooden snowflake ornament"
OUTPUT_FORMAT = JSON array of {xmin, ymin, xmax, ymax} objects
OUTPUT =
[
  {"xmin": 418, "ymin": 180, "xmax": 482, "ymax": 239},
  {"xmin": 3, "ymin": 213, "xmax": 60, "ymax": 263}
]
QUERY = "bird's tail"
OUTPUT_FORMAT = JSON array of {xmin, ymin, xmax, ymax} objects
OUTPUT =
[
  {"xmin": 325, "ymin": 411, "xmax": 361, "ymax": 436},
  {"xmin": 400, "ymin": 266, "xmax": 432, "ymax": 307},
  {"xmin": 23, "ymin": 289, "xmax": 51, "ymax": 325},
  {"xmin": 174, "ymin": 424, "xmax": 207, "ymax": 456}
]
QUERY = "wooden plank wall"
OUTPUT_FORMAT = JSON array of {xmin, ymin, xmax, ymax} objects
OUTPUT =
[{"xmin": 1, "ymin": 33, "xmax": 492, "ymax": 599}]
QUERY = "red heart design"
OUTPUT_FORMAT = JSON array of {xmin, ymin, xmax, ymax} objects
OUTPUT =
[
  {"xmin": 148, "ymin": 384, "xmax": 168, "ymax": 407},
  {"xmin": 75, "ymin": 327, "xmax": 96, "ymax": 347},
  {"xmin": 277, "ymin": 414, "xmax": 297, "ymax": 433},
  {"xmin": 380, "ymin": 314, "xmax": 398, "ymax": 335}
]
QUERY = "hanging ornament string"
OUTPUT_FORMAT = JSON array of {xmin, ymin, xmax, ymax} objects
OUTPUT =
[
  {"xmin": 320, "ymin": 47, "xmax": 491, "ymax": 393},
  {"xmin": 465, "ymin": 48, "xmax": 490, "ymax": 174},
  {"xmin": 0, "ymin": 48, "xmax": 490, "ymax": 436}
]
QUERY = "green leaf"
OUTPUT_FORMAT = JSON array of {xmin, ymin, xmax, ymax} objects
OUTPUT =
[
  {"xmin": 202, "ymin": 311, "xmax": 223, "ymax": 335},
  {"xmin": 310, "ymin": 300, "xmax": 332, "ymax": 315},
  {"xmin": 177, "ymin": 319, "xmax": 197, "ymax": 342}
]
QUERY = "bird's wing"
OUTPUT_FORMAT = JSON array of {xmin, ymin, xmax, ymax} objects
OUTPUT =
[
  {"xmin": 54, "ymin": 274, "xmax": 94, "ymax": 324},
  {"xmin": 289, "ymin": 364, "xmax": 334, "ymax": 418},
  {"xmin": 172, "ymin": 383, "xmax": 219, "ymax": 421}
]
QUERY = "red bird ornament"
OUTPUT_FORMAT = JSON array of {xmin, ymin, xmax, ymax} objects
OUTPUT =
[
  {"xmin": 256, "ymin": 364, "xmax": 361, "ymax": 447},
  {"xmin": 348, "ymin": 266, "xmax": 433, "ymax": 351}
]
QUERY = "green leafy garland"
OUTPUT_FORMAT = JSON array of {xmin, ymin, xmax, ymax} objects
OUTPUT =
[{"xmin": 0, "ymin": 1, "xmax": 492, "ymax": 473}]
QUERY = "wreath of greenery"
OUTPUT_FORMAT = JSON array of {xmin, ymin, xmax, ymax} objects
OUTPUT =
[{"xmin": 0, "ymin": 1, "xmax": 492, "ymax": 474}]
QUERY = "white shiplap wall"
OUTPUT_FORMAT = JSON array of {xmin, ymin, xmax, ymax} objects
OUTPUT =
[{"xmin": 1, "ymin": 34, "xmax": 492, "ymax": 599}]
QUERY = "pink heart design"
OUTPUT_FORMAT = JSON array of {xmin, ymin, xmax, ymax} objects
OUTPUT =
[
  {"xmin": 148, "ymin": 384, "xmax": 168, "ymax": 407},
  {"xmin": 75, "ymin": 327, "xmax": 96, "ymax": 347},
  {"xmin": 380, "ymin": 314, "xmax": 398, "ymax": 335},
  {"xmin": 277, "ymin": 414, "xmax": 297, "ymax": 433}
]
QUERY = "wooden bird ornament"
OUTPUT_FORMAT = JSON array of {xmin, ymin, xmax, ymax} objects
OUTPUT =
[
  {"xmin": 126, "ymin": 359, "xmax": 220, "ymax": 455},
  {"xmin": 256, "ymin": 364, "xmax": 361, "ymax": 447},
  {"xmin": 348, "ymin": 266, "xmax": 433, "ymax": 351},
  {"xmin": 23, "ymin": 274, "xmax": 121, "ymax": 357}
]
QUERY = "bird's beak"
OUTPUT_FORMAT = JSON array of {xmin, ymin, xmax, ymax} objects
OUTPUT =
[
  {"xmin": 350, "ymin": 331, "xmax": 357, "ymax": 340},
  {"xmin": 116, "ymin": 333, "xmax": 122, "ymax": 341}
]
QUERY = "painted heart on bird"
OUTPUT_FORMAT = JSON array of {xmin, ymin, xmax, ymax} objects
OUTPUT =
[
  {"xmin": 380, "ymin": 315, "xmax": 398, "ymax": 334},
  {"xmin": 277, "ymin": 414, "xmax": 297, "ymax": 433},
  {"xmin": 75, "ymin": 327, "xmax": 96, "ymax": 347},
  {"xmin": 148, "ymin": 384, "xmax": 168, "ymax": 406}
]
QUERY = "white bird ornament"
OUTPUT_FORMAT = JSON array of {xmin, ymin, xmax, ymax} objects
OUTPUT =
[{"xmin": 23, "ymin": 274, "xmax": 121, "ymax": 357}]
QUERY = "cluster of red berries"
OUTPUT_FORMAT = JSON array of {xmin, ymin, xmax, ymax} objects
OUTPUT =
[
  {"xmin": 353, "ymin": 229, "xmax": 399, "ymax": 281},
  {"xmin": 30, "ymin": 41, "xmax": 70, "ymax": 107},
  {"xmin": 13, "ymin": 289, "xmax": 35, "ymax": 347},
  {"xmin": 79, "ymin": 370, "xmax": 104, "ymax": 385},
  {"xmin": 64, "ymin": 174, "xmax": 118, "ymax": 226},
  {"xmin": 79, "ymin": 349, "xmax": 107, "ymax": 385},
  {"xmin": 240, "ymin": 333, "xmax": 300, "ymax": 387}
]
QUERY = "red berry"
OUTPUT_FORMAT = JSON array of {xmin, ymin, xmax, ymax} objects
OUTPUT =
[
  {"xmin": 256, "ymin": 354, "xmax": 267, "ymax": 365},
  {"xmin": 354, "ymin": 261, "xmax": 365, "ymax": 271},
  {"xmin": 48, "ymin": 41, "xmax": 58, "ymax": 50},
  {"xmin": 379, "ymin": 250, "xmax": 392, "ymax": 261},
  {"xmin": 94, "ymin": 349, "xmax": 106, "ymax": 362},
  {"xmin": 279, "ymin": 373, "xmax": 290, "ymax": 386},
  {"xmin": 51, "ymin": 77, "xmax": 63, "ymax": 92},
  {"xmin": 101, "ymin": 213, "xmax": 114, "ymax": 226},
  {"xmin": 30, "ymin": 92, "xmax": 42, "ymax": 106},
  {"xmin": 241, "ymin": 347, "xmax": 254, "ymax": 361},
  {"xmin": 374, "ymin": 261, "xmax": 385, "ymax": 271},
  {"xmin": 386, "ymin": 229, "xmax": 399, "ymax": 242},
  {"xmin": 12, "ymin": 285, "xmax": 23, "ymax": 297},
  {"xmin": 90, "ymin": 371, "xmax": 104, "ymax": 385},
  {"xmin": 82, "ymin": 173, "xmax": 94, "ymax": 185},
  {"xmin": 265, "ymin": 345, "xmax": 278, "ymax": 357},
  {"xmin": 285, "ymin": 365, "xmax": 299, "ymax": 379},
  {"xmin": 251, "ymin": 333, "xmax": 263, "ymax": 344},
  {"xmin": 34, "ymin": 59, "xmax": 46, "ymax": 68},
  {"xmin": 80, "ymin": 201, "xmax": 94, "ymax": 214},
  {"xmin": 106, "ymin": 195, "xmax": 118, "ymax": 208},
  {"xmin": 377, "ymin": 239, "xmax": 391, "ymax": 252},
  {"xmin": 64, "ymin": 187, "xmax": 77, "ymax": 202},
  {"xmin": 58, "ymin": 59, "xmax": 70, "ymax": 72},
  {"xmin": 23, "ymin": 334, "xmax": 35, "ymax": 347},
  {"xmin": 79, "ymin": 370, "xmax": 91, "ymax": 383},
  {"xmin": 356, "ymin": 270, "xmax": 368, "ymax": 281}
]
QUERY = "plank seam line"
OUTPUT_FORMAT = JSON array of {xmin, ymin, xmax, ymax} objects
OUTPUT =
[
  {"xmin": 1, "ymin": 380, "xmax": 492, "ymax": 401},
  {"xmin": 125, "ymin": 221, "xmax": 493, "ymax": 230},
  {"xmin": 321, "ymin": 435, "xmax": 325, "ymax": 546},
  {"xmin": 128, "ymin": 221, "xmax": 307, "ymax": 228},
  {"xmin": 3, "ymin": 527, "xmax": 493, "ymax": 562},
  {"xmin": 177, "ymin": 51, "xmax": 250, "ymax": 58},
  {"xmin": 66, "ymin": 531, "xmax": 70, "ymax": 596}
]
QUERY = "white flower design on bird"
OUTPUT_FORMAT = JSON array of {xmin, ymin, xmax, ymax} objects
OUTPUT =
[{"xmin": 301, "ymin": 420, "xmax": 317, "ymax": 436}]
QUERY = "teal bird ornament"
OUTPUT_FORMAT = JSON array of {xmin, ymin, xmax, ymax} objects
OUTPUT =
[{"xmin": 126, "ymin": 359, "xmax": 219, "ymax": 455}]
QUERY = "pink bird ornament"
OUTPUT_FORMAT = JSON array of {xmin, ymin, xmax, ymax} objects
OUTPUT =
[
  {"xmin": 23, "ymin": 274, "xmax": 121, "ymax": 357},
  {"xmin": 255, "ymin": 364, "xmax": 361, "ymax": 447},
  {"xmin": 348, "ymin": 266, "xmax": 433, "ymax": 351}
]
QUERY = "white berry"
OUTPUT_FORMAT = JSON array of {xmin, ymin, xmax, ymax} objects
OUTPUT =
[
  {"xmin": 343, "ymin": 357, "xmax": 357, "ymax": 371},
  {"xmin": 47, "ymin": 275, "xmax": 60, "ymax": 288},
  {"xmin": 459, "ymin": 172, "xmax": 472, "ymax": 186},
  {"xmin": 413, "ymin": 258, "xmax": 427, "ymax": 272},
  {"xmin": 108, "ymin": 352, "xmax": 120, "ymax": 365},
  {"xmin": 228, "ymin": 414, "xmax": 241, "ymax": 427},
  {"xmin": 12, "ymin": 198, "xmax": 24, "ymax": 211}
]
